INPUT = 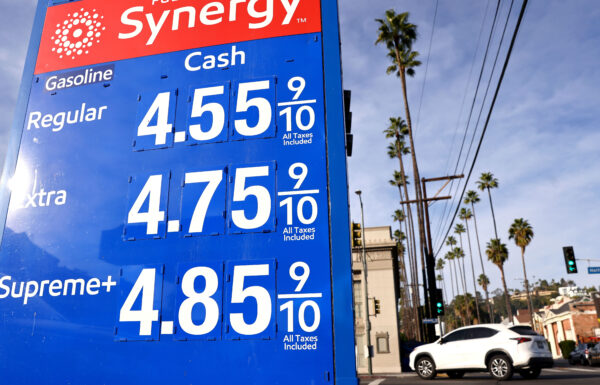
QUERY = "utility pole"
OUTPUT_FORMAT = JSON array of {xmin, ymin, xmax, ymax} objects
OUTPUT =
[
  {"xmin": 423, "ymin": 175, "xmax": 463, "ymax": 339},
  {"xmin": 355, "ymin": 190, "xmax": 372, "ymax": 375},
  {"xmin": 401, "ymin": 175, "xmax": 463, "ymax": 341}
]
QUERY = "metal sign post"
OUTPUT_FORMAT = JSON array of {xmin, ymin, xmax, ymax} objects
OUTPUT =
[{"xmin": 0, "ymin": 1, "xmax": 356, "ymax": 384}]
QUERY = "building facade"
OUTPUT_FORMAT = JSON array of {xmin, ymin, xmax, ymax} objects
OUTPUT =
[
  {"xmin": 535, "ymin": 296, "xmax": 600, "ymax": 358},
  {"xmin": 352, "ymin": 226, "xmax": 402, "ymax": 374}
]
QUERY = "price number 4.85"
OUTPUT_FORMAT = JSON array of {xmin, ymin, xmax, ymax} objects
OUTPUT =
[{"xmin": 116, "ymin": 262, "xmax": 276, "ymax": 341}]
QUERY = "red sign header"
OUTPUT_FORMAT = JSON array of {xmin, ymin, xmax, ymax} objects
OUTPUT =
[{"xmin": 35, "ymin": 0, "xmax": 322, "ymax": 74}]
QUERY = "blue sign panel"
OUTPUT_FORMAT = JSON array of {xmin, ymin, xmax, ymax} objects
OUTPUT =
[
  {"xmin": 589, "ymin": 267, "xmax": 600, "ymax": 274},
  {"xmin": 0, "ymin": 0, "xmax": 357, "ymax": 384}
]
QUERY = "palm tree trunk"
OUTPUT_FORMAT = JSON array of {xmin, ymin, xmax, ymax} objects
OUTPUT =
[
  {"xmin": 448, "ymin": 259, "xmax": 456, "ymax": 300},
  {"xmin": 396, "ymin": 63, "xmax": 428, "ymax": 320},
  {"xmin": 456, "ymin": 255, "xmax": 471, "ymax": 325},
  {"xmin": 471, "ymin": 203, "xmax": 493, "ymax": 321},
  {"xmin": 487, "ymin": 187, "xmax": 499, "ymax": 240},
  {"xmin": 499, "ymin": 266, "xmax": 514, "ymax": 322},
  {"xmin": 521, "ymin": 246, "xmax": 534, "ymax": 326},
  {"xmin": 395, "ymin": 156, "xmax": 421, "ymax": 340},
  {"xmin": 464, "ymin": 220, "xmax": 481, "ymax": 323},
  {"xmin": 457, "ymin": 235, "xmax": 468, "ymax": 295}
]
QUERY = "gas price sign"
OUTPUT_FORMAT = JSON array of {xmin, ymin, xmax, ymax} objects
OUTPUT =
[{"xmin": 0, "ymin": 0, "xmax": 356, "ymax": 384}]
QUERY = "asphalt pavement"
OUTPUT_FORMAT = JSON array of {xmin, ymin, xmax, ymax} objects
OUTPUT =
[{"xmin": 359, "ymin": 364, "xmax": 600, "ymax": 384}]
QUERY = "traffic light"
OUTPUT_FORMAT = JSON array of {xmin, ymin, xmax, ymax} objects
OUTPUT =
[
  {"xmin": 351, "ymin": 222, "xmax": 362, "ymax": 248},
  {"xmin": 374, "ymin": 298, "xmax": 381, "ymax": 315},
  {"xmin": 563, "ymin": 246, "xmax": 578, "ymax": 274},
  {"xmin": 434, "ymin": 288, "xmax": 445, "ymax": 316}
]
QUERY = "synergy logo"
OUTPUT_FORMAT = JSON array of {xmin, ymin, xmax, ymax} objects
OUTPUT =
[
  {"xmin": 35, "ymin": 0, "xmax": 322, "ymax": 74},
  {"xmin": 50, "ymin": 7, "xmax": 105, "ymax": 60}
]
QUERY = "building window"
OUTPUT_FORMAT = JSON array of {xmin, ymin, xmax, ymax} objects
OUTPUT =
[
  {"xmin": 353, "ymin": 281, "xmax": 363, "ymax": 319},
  {"xmin": 376, "ymin": 332, "xmax": 390, "ymax": 354}
]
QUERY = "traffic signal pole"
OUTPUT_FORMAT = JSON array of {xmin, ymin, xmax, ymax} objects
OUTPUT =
[{"xmin": 355, "ymin": 190, "xmax": 372, "ymax": 375}]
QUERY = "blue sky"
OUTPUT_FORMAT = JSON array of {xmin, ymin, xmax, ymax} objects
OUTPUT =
[{"xmin": 0, "ymin": 0, "xmax": 599, "ymax": 294}]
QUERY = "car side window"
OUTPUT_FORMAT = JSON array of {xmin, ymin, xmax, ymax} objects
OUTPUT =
[
  {"xmin": 444, "ymin": 329, "xmax": 469, "ymax": 343},
  {"xmin": 470, "ymin": 327, "xmax": 499, "ymax": 339}
]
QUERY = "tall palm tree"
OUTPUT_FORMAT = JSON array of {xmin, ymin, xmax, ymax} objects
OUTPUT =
[
  {"xmin": 465, "ymin": 190, "xmax": 493, "ymax": 321},
  {"xmin": 453, "ymin": 247, "xmax": 471, "ymax": 325},
  {"xmin": 386, "ymin": 117, "xmax": 420, "ymax": 315},
  {"xmin": 508, "ymin": 218, "xmax": 535, "ymax": 325},
  {"xmin": 444, "ymin": 251, "xmax": 456, "ymax": 301},
  {"xmin": 392, "ymin": 208, "xmax": 419, "ymax": 338},
  {"xmin": 376, "ymin": 12, "xmax": 428, "ymax": 301},
  {"xmin": 477, "ymin": 274, "xmax": 493, "ymax": 322},
  {"xmin": 394, "ymin": 229, "xmax": 414, "ymax": 338},
  {"xmin": 486, "ymin": 239, "xmax": 513, "ymax": 322},
  {"xmin": 476, "ymin": 172, "xmax": 500, "ymax": 239},
  {"xmin": 453, "ymin": 224, "xmax": 468, "ymax": 294},
  {"xmin": 460, "ymin": 207, "xmax": 481, "ymax": 323},
  {"xmin": 445, "ymin": 236, "xmax": 459, "ymax": 298}
]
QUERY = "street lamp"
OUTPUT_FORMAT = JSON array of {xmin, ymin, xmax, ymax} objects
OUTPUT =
[{"xmin": 355, "ymin": 190, "xmax": 372, "ymax": 375}]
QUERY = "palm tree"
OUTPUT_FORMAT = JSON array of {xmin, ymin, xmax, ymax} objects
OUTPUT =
[
  {"xmin": 460, "ymin": 207, "xmax": 481, "ymax": 323},
  {"xmin": 486, "ymin": 239, "xmax": 513, "ymax": 322},
  {"xmin": 509, "ymin": 218, "xmax": 535, "ymax": 325},
  {"xmin": 394, "ymin": 229, "xmax": 414, "ymax": 338},
  {"xmin": 392, "ymin": 208, "xmax": 419, "ymax": 339},
  {"xmin": 476, "ymin": 172, "xmax": 500, "ymax": 239},
  {"xmin": 477, "ymin": 274, "xmax": 493, "ymax": 322},
  {"xmin": 453, "ymin": 224, "xmax": 468, "ymax": 294},
  {"xmin": 386, "ymin": 117, "xmax": 420, "ymax": 321},
  {"xmin": 453, "ymin": 247, "xmax": 471, "ymax": 325},
  {"xmin": 445, "ymin": 236, "xmax": 460, "ymax": 299},
  {"xmin": 465, "ymin": 190, "xmax": 494, "ymax": 321},
  {"xmin": 376, "ymin": 13, "xmax": 428, "ymax": 303},
  {"xmin": 444, "ymin": 251, "xmax": 456, "ymax": 301}
]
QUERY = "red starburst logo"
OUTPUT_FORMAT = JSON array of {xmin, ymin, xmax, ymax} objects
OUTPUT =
[{"xmin": 50, "ymin": 7, "xmax": 105, "ymax": 60}]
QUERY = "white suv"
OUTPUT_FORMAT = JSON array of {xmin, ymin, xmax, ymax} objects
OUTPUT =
[{"xmin": 409, "ymin": 324, "xmax": 553, "ymax": 380}]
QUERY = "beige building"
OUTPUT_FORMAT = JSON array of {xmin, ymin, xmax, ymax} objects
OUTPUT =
[
  {"xmin": 534, "ymin": 296, "xmax": 600, "ymax": 358},
  {"xmin": 352, "ymin": 226, "xmax": 403, "ymax": 374}
]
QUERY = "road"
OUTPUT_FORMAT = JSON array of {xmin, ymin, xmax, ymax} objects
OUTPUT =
[{"xmin": 359, "ymin": 365, "xmax": 600, "ymax": 384}]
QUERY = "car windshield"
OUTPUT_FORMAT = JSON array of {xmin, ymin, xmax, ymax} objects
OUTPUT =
[{"xmin": 509, "ymin": 326, "xmax": 539, "ymax": 336}]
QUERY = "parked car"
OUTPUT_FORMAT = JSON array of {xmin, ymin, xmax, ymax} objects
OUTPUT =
[
  {"xmin": 409, "ymin": 324, "xmax": 553, "ymax": 381},
  {"xmin": 569, "ymin": 343, "xmax": 597, "ymax": 365},
  {"xmin": 588, "ymin": 344, "xmax": 600, "ymax": 366}
]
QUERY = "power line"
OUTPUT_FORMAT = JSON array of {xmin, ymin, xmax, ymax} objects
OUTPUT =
[
  {"xmin": 432, "ymin": 0, "xmax": 493, "ymax": 247},
  {"xmin": 433, "ymin": 0, "xmax": 502, "ymax": 248},
  {"xmin": 460, "ymin": 0, "xmax": 515, "ymax": 175},
  {"xmin": 434, "ymin": 0, "xmax": 529, "ymax": 258},
  {"xmin": 435, "ymin": 0, "xmax": 513, "ymax": 252},
  {"xmin": 414, "ymin": 0, "xmax": 439, "ymax": 133}
]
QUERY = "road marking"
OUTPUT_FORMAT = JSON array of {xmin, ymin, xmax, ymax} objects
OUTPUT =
[{"xmin": 368, "ymin": 380, "xmax": 385, "ymax": 385}]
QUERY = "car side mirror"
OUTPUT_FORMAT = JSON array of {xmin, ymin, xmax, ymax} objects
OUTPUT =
[{"xmin": 439, "ymin": 338, "xmax": 446, "ymax": 344}]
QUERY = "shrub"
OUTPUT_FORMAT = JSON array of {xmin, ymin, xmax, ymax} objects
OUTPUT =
[{"xmin": 558, "ymin": 340, "xmax": 576, "ymax": 359}]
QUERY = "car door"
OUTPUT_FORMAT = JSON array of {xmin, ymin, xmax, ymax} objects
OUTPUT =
[
  {"xmin": 462, "ymin": 327, "xmax": 499, "ymax": 368},
  {"xmin": 432, "ymin": 329, "xmax": 470, "ymax": 370}
]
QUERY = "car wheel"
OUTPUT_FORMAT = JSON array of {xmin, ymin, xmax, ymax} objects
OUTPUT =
[
  {"xmin": 519, "ymin": 368, "xmax": 541, "ymax": 379},
  {"xmin": 488, "ymin": 354, "xmax": 513, "ymax": 381},
  {"xmin": 416, "ymin": 356, "xmax": 437, "ymax": 380},
  {"xmin": 447, "ymin": 371, "xmax": 465, "ymax": 379}
]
